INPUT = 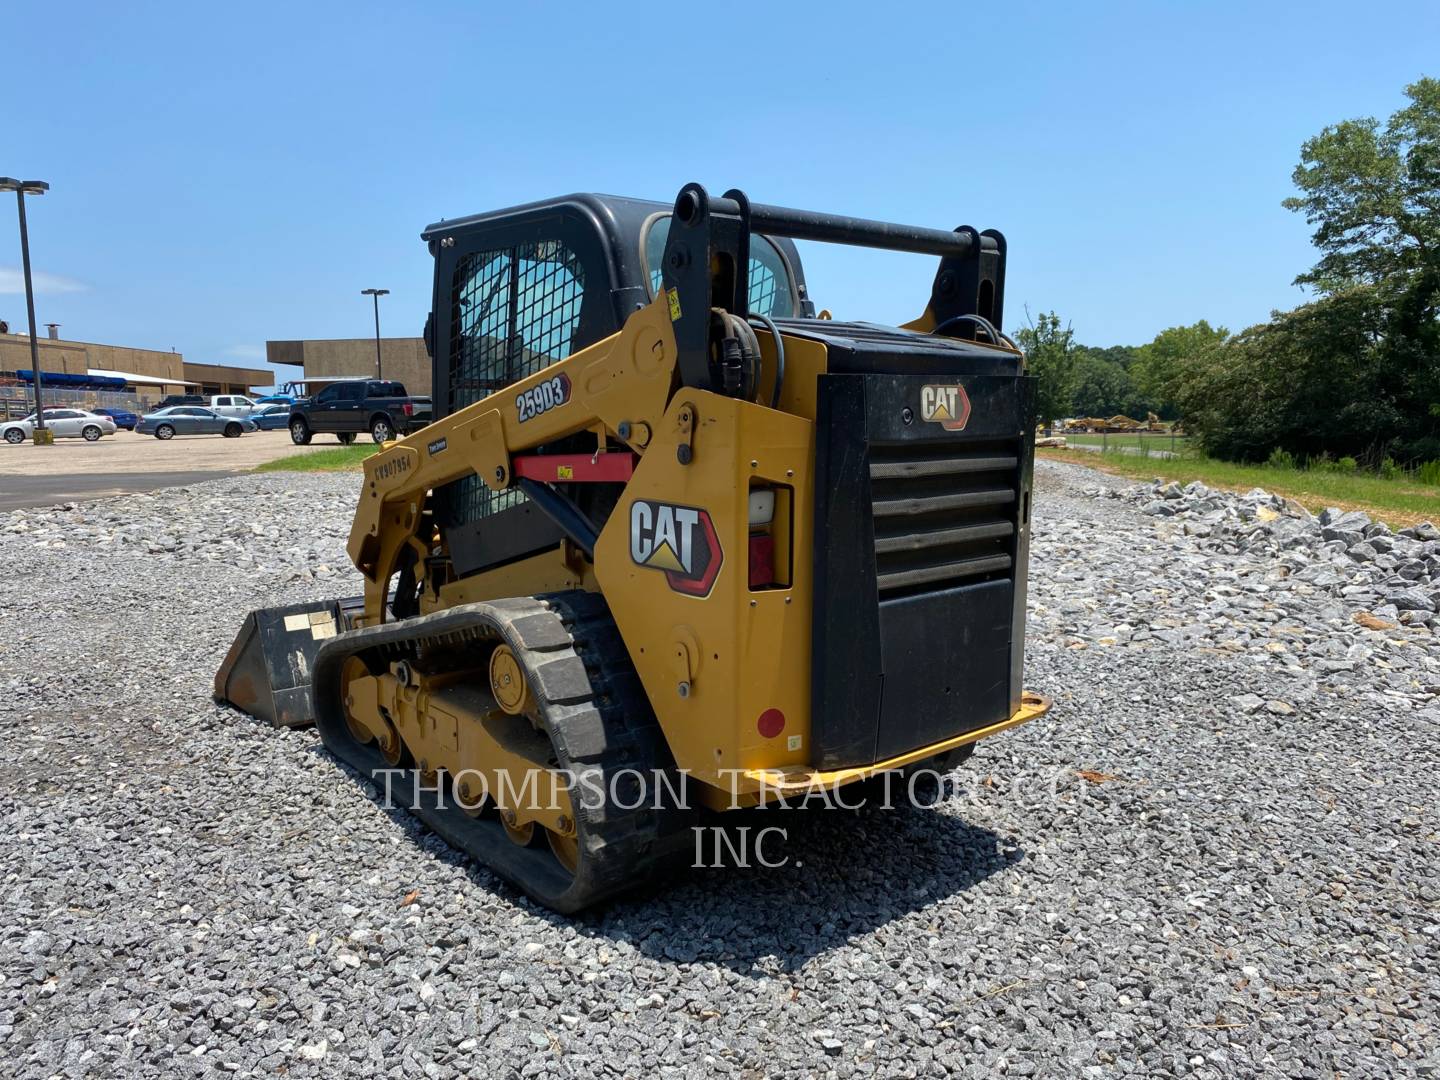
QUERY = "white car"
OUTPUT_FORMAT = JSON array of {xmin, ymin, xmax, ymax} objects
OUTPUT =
[{"xmin": 2, "ymin": 408, "xmax": 118, "ymax": 444}]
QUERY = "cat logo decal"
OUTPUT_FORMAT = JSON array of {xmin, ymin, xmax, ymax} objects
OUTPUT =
[
  {"xmin": 629, "ymin": 500, "xmax": 723, "ymax": 597},
  {"xmin": 920, "ymin": 383, "xmax": 972, "ymax": 432}
]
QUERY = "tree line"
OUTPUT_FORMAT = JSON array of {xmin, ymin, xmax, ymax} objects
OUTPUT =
[{"xmin": 1017, "ymin": 78, "xmax": 1440, "ymax": 469}]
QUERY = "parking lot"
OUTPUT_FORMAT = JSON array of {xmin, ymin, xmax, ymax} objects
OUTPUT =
[{"xmin": 0, "ymin": 428, "xmax": 350, "ymax": 510}]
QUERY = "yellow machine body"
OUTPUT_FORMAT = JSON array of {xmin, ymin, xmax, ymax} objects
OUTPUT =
[{"xmin": 217, "ymin": 185, "xmax": 1050, "ymax": 910}]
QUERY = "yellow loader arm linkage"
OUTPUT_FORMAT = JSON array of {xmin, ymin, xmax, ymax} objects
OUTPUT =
[{"xmin": 348, "ymin": 296, "xmax": 679, "ymax": 625}]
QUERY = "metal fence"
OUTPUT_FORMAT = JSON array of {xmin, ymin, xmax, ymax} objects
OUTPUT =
[
  {"xmin": 1064, "ymin": 430, "xmax": 1187, "ymax": 460},
  {"xmin": 0, "ymin": 383, "xmax": 160, "ymax": 421}
]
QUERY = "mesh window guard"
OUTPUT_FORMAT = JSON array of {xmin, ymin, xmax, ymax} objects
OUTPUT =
[
  {"xmin": 444, "ymin": 242, "xmax": 586, "ymax": 526},
  {"xmin": 747, "ymin": 260, "xmax": 779, "ymax": 316}
]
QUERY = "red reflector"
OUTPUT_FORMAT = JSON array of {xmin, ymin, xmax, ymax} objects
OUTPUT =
[
  {"xmin": 748, "ymin": 533, "xmax": 775, "ymax": 587},
  {"xmin": 757, "ymin": 708, "xmax": 785, "ymax": 739}
]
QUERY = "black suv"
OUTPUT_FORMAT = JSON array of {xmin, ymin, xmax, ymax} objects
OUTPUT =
[{"xmin": 287, "ymin": 379, "xmax": 433, "ymax": 445}]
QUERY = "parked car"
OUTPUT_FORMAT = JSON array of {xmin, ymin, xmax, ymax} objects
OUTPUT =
[
  {"xmin": 287, "ymin": 379, "xmax": 433, "ymax": 445},
  {"xmin": 136, "ymin": 406, "xmax": 258, "ymax": 440},
  {"xmin": 94, "ymin": 407, "xmax": 140, "ymax": 430},
  {"xmin": 250, "ymin": 403, "xmax": 291, "ymax": 430},
  {"xmin": 2, "ymin": 408, "xmax": 118, "ymax": 444},
  {"xmin": 206, "ymin": 394, "xmax": 260, "ymax": 417},
  {"xmin": 156, "ymin": 394, "xmax": 206, "ymax": 410}
]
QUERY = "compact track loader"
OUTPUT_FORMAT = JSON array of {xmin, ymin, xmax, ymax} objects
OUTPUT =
[{"xmin": 217, "ymin": 184, "xmax": 1050, "ymax": 912}]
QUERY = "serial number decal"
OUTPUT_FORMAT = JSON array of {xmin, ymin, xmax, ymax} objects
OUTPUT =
[
  {"xmin": 516, "ymin": 373, "xmax": 572, "ymax": 423},
  {"xmin": 427, "ymin": 436, "xmax": 448, "ymax": 456},
  {"xmin": 375, "ymin": 454, "xmax": 411, "ymax": 481}
]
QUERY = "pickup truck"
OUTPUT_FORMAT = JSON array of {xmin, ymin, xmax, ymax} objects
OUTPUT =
[
  {"xmin": 287, "ymin": 379, "xmax": 433, "ymax": 445},
  {"xmin": 208, "ymin": 394, "xmax": 261, "ymax": 417}
]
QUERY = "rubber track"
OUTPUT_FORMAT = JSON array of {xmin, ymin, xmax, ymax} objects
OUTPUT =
[{"xmin": 311, "ymin": 591, "xmax": 692, "ymax": 913}]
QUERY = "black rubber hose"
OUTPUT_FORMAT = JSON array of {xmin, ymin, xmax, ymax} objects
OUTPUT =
[
  {"xmin": 931, "ymin": 312, "xmax": 1011, "ymax": 347},
  {"xmin": 748, "ymin": 313, "xmax": 786, "ymax": 409}
]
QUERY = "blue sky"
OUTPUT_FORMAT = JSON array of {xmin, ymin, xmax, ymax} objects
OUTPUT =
[{"xmin": 2, "ymin": 1, "xmax": 1436, "ymax": 389}]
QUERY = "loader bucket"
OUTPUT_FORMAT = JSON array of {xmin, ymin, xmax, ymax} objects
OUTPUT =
[{"xmin": 213, "ymin": 597, "xmax": 364, "ymax": 728}]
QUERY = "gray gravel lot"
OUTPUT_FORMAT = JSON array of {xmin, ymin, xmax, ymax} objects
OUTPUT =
[{"xmin": 1, "ymin": 461, "xmax": 1436, "ymax": 1078}]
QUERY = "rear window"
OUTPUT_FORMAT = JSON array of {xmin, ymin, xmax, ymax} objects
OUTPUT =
[
  {"xmin": 642, "ymin": 215, "xmax": 798, "ymax": 318},
  {"xmin": 369, "ymin": 381, "xmax": 407, "ymax": 397}
]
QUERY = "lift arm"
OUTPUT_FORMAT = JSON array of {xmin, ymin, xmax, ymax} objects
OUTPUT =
[
  {"xmin": 350, "ymin": 182, "xmax": 1013, "ymax": 625},
  {"xmin": 347, "ymin": 296, "xmax": 679, "ymax": 623}
]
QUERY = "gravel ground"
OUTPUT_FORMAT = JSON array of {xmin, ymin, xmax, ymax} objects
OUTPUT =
[{"xmin": 1, "ymin": 461, "xmax": 1436, "ymax": 1078}]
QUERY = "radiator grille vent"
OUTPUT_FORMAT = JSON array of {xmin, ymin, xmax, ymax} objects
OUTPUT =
[{"xmin": 868, "ymin": 438, "xmax": 1020, "ymax": 598}]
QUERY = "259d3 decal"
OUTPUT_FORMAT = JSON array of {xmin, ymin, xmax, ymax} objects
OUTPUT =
[
  {"xmin": 630, "ymin": 500, "xmax": 723, "ymax": 597},
  {"xmin": 516, "ymin": 373, "xmax": 571, "ymax": 423}
]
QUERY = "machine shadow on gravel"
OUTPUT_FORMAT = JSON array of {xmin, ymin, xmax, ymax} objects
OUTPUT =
[
  {"xmin": 304, "ymin": 740, "xmax": 1022, "ymax": 973},
  {"xmin": 589, "ymin": 804, "xmax": 1023, "ymax": 974}
]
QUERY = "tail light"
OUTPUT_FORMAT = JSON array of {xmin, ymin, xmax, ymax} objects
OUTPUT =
[
  {"xmin": 402, "ymin": 402, "xmax": 414, "ymax": 417},
  {"xmin": 748, "ymin": 488, "xmax": 777, "ymax": 588}
]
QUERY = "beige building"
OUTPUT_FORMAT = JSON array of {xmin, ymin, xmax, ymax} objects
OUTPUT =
[
  {"xmin": 182, "ymin": 361, "xmax": 275, "ymax": 396},
  {"xmin": 0, "ymin": 329, "xmax": 271, "ymax": 402},
  {"xmin": 267, "ymin": 338, "xmax": 430, "ymax": 396}
]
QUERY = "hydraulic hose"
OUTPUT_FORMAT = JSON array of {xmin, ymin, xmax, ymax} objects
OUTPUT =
[
  {"xmin": 747, "ymin": 313, "xmax": 786, "ymax": 409},
  {"xmin": 931, "ymin": 313, "xmax": 1013, "ymax": 348}
]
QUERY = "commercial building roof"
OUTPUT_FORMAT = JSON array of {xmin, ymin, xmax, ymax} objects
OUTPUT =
[{"xmin": 86, "ymin": 367, "xmax": 194, "ymax": 388}]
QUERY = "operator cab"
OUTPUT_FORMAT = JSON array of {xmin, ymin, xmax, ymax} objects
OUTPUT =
[{"xmin": 420, "ymin": 195, "xmax": 813, "ymax": 580}]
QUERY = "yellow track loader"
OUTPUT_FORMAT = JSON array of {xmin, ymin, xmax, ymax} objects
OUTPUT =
[{"xmin": 216, "ymin": 184, "xmax": 1050, "ymax": 912}]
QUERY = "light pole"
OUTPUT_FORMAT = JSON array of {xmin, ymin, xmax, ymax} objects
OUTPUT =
[
  {"xmin": 0, "ymin": 178, "xmax": 51, "ymax": 444},
  {"xmin": 361, "ymin": 288, "xmax": 389, "ymax": 379}
]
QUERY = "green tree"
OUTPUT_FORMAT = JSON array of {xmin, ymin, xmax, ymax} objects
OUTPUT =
[
  {"xmin": 1161, "ymin": 79, "xmax": 1440, "ymax": 464},
  {"xmin": 1284, "ymin": 77, "xmax": 1440, "ymax": 290},
  {"xmin": 1133, "ymin": 321, "xmax": 1229, "ymax": 418},
  {"xmin": 1082, "ymin": 344, "xmax": 1143, "ymax": 373},
  {"xmin": 1270, "ymin": 78, "xmax": 1440, "ymax": 459},
  {"xmin": 1012, "ymin": 310, "xmax": 1077, "ymax": 425},
  {"xmin": 1175, "ymin": 286, "xmax": 1423, "ymax": 463},
  {"xmin": 1070, "ymin": 346, "xmax": 1149, "ymax": 418}
]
